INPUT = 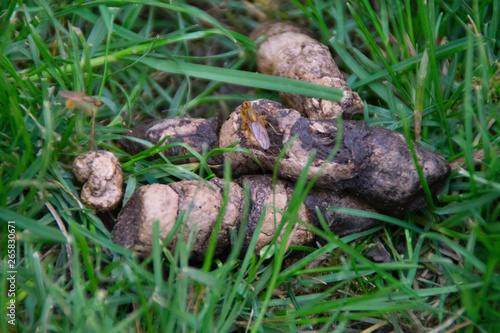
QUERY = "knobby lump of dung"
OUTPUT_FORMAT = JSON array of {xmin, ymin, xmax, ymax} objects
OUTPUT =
[{"xmin": 73, "ymin": 150, "xmax": 123, "ymax": 212}]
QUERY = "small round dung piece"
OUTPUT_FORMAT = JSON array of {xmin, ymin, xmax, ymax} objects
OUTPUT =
[{"xmin": 73, "ymin": 150, "xmax": 123, "ymax": 212}]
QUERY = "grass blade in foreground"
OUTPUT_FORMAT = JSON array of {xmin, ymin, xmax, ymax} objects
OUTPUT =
[{"xmin": 132, "ymin": 56, "xmax": 345, "ymax": 101}]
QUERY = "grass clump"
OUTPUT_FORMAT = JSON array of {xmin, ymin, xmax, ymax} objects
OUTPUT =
[{"xmin": 1, "ymin": 0, "xmax": 499, "ymax": 332}]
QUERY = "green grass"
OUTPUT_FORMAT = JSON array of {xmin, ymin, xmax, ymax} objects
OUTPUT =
[{"xmin": 1, "ymin": 0, "xmax": 499, "ymax": 332}]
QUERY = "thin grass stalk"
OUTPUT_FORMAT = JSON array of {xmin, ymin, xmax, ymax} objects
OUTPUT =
[{"xmin": 417, "ymin": 0, "xmax": 454, "ymax": 154}]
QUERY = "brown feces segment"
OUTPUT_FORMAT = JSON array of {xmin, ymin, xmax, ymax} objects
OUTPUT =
[
  {"xmin": 209, "ymin": 178, "xmax": 245, "ymax": 243},
  {"xmin": 112, "ymin": 176, "xmax": 381, "ymax": 261},
  {"xmin": 250, "ymin": 22, "xmax": 364, "ymax": 120},
  {"xmin": 239, "ymin": 175, "xmax": 315, "ymax": 254},
  {"xmin": 112, "ymin": 184, "xmax": 178, "ymax": 257},
  {"xmin": 168, "ymin": 180, "xmax": 224, "ymax": 261},
  {"xmin": 113, "ymin": 179, "xmax": 243, "ymax": 262},
  {"xmin": 303, "ymin": 190, "xmax": 382, "ymax": 238},
  {"xmin": 219, "ymin": 100, "xmax": 286, "ymax": 174},
  {"xmin": 221, "ymin": 99, "xmax": 450, "ymax": 216}
]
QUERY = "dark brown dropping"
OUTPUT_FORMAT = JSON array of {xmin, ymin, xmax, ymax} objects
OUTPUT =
[
  {"xmin": 220, "ymin": 99, "xmax": 450, "ymax": 216},
  {"xmin": 365, "ymin": 245, "xmax": 392, "ymax": 263},
  {"xmin": 239, "ymin": 175, "xmax": 288, "ymax": 253},
  {"xmin": 303, "ymin": 190, "xmax": 382, "ymax": 237},
  {"xmin": 119, "ymin": 117, "xmax": 222, "ymax": 164}
]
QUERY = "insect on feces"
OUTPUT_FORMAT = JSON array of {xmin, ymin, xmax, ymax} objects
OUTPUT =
[
  {"xmin": 59, "ymin": 91, "xmax": 103, "ymax": 151},
  {"xmin": 240, "ymin": 101, "xmax": 272, "ymax": 150}
]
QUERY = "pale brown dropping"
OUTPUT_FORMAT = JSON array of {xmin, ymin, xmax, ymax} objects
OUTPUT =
[
  {"xmin": 73, "ymin": 150, "xmax": 123, "ymax": 212},
  {"xmin": 250, "ymin": 22, "xmax": 364, "ymax": 120}
]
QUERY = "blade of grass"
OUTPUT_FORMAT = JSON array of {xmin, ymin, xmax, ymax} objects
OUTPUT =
[
  {"xmin": 417, "ymin": 0, "xmax": 454, "ymax": 154},
  {"xmin": 132, "ymin": 56, "xmax": 345, "ymax": 102}
]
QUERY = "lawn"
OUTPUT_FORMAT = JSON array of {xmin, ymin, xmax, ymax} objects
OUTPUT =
[{"xmin": 1, "ymin": 0, "xmax": 499, "ymax": 332}]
